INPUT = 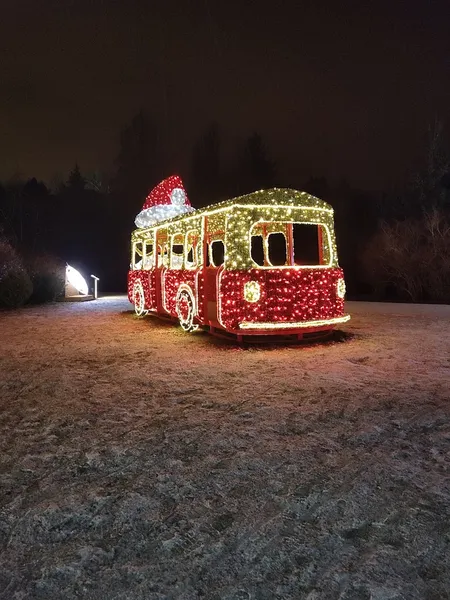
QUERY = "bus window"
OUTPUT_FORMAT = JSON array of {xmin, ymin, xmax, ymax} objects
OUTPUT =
[
  {"xmin": 267, "ymin": 233, "xmax": 287, "ymax": 266},
  {"xmin": 197, "ymin": 242, "xmax": 203, "ymax": 267},
  {"xmin": 157, "ymin": 244, "xmax": 169, "ymax": 267},
  {"xmin": 186, "ymin": 231, "xmax": 198, "ymax": 269},
  {"xmin": 143, "ymin": 243, "xmax": 154, "ymax": 269},
  {"xmin": 171, "ymin": 234, "xmax": 184, "ymax": 269},
  {"xmin": 186, "ymin": 247, "xmax": 194, "ymax": 266},
  {"xmin": 133, "ymin": 242, "xmax": 143, "ymax": 269},
  {"xmin": 293, "ymin": 224, "xmax": 321, "ymax": 265},
  {"xmin": 250, "ymin": 235, "xmax": 265, "ymax": 266},
  {"xmin": 210, "ymin": 240, "xmax": 225, "ymax": 267}
]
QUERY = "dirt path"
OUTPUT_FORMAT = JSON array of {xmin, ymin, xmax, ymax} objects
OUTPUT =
[{"xmin": 1, "ymin": 298, "xmax": 449, "ymax": 599}]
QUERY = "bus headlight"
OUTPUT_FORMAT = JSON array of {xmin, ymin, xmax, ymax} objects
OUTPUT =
[
  {"xmin": 244, "ymin": 281, "xmax": 261, "ymax": 303},
  {"xmin": 337, "ymin": 278, "xmax": 346, "ymax": 299}
]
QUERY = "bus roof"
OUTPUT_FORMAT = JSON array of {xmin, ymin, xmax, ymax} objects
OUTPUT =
[
  {"xmin": 211, "ymin": 188, "xmax": 331, "ymax": 210},
  {"xmin": 132, "ymin": 187, "xmax": 332, "ymax": 234}
]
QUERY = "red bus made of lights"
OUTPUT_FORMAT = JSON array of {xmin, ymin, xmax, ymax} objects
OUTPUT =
[{"xmin": 128, "ymin": 183, "xmax": 350, "ymax": 338}]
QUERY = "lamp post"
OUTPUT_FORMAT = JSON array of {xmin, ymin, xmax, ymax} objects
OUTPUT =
[{"xmin": 90, "ymin": 275, "xmax": 99, "ymax": 299}]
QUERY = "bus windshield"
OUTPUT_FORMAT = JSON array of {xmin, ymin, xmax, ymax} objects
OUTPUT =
[{"xmin": 250, "ymin": 222, "xmax": 326, "ymax": 267}]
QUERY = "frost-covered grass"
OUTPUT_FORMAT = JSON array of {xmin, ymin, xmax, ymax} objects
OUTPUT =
[{"xmin": 0, "ymin": 297, "xmax": 449, "ymax": 600}]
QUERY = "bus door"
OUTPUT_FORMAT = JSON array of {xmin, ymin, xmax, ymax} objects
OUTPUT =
[
  {"xmin": 155, "ymin": 234, "xmax": 169, "ymax": 313},
  {"xmin": 142, "ymin": 238, "xmax": 156, "ymax": 310},
  {"xmin": 203, "ymin": 223, "xmax": 226, "ymax": 328},
  {"xmin": 183, "ymin": 230, "xmax": 202, "ymax": 318}
]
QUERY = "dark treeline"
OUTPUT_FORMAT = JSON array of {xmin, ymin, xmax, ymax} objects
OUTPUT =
[{"xmin": 1, "ymin": 112, "xmax": 449, "ymax": 302}]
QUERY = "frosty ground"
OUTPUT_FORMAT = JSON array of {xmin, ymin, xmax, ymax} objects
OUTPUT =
[{"xmin": 0, "ymin": 298, "xmax": 449, "ymax": 600}]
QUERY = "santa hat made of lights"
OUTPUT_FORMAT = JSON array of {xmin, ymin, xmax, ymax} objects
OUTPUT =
[{"xmin": 134, "ymin": 175, "xmax": 194, "ymax": 228}]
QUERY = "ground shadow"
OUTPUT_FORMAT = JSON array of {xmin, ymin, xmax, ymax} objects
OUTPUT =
[{"xmin": 195, "ymin": 328, "xmax": 356, "ymax": 351}]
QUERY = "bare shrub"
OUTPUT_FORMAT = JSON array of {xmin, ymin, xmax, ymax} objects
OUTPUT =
[
  {"xmin": 421, "ymin": 208, "xmax": 450, "ymax": 300},
  {"xmin": 0, "ymin": 238, "xmax": 33, "ymax": 308},
  {"xmin": 25, "ymin": 254, "xmax": 65, "ymax": 304},
  {"xmin": 362, "ymin": 208, "xmax": 450, "ymax": 302}
]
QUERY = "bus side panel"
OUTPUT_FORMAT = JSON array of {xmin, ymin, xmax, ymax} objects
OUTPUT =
[
  {"xmin": 218, "ymin": 268, "xmax": 345, "ymax": 331},
  {"xmin": 217, "ymin": 269, "xmax": 267, "ymax": 330},
  {"xmin": 128, "ymin": 270, "xmax": 152, "ymax": 310},
  {"xmin": 196, "ymin": 271, "xmax": 206, "ymax": 325},
  {"xmin": 155, "ymin": 267, "xmax": 165, "ymax": 313},
  {"xmin": 203, "ymin": 268, "xmax": 221, "ymax": 328},
  {"xmin": 147, "ymin": 269, "xmax": 157, "ymax": 311},
  {"xmin": 127, "ymin": 270, "xmax": 136, "ymax": 304},
  {"xmin": 162, "ymin": 270, "xmax": 203, "ymax": 319}
]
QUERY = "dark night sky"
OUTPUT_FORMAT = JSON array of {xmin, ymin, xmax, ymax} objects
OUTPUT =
[{"xmin": 1, "ymin": 0, "xmax": 449, "ymax": 190}]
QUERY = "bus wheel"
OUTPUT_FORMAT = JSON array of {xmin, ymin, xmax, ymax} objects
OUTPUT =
[
  {"xmin": 176, "ymin": 288, "xmax": 198, "ymax": 332},
  {"xmin": 133, "ymin": 281, "xmax": 147, "ymax": 316}
]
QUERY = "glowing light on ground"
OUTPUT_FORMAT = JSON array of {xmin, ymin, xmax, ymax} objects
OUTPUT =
[{"xmin": 66, "ymin": 265, "xmax": 89, "ymax": 295}]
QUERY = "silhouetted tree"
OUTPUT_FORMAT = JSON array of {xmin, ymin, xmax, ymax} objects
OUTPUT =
[
  {"xmin": 0, "ymin": 183, "xmax": 11, "ymax": 237},
  {"xmin": 361, "ymin": 121, "xmax": 450, "ymax": 301},
  {"xmin": 303, "ymin": 176, "xmax": 330, "ymax": 201},
  {"xmin": 412, "ymin": 119, "xmax": 450, "ymax": 213},
  {"xmin": 190, "ymin": 122, "xmax": 221, "ymax": 206},
  {"xmin": 378, "ymin": 120, "xmax": 450, "ymax": 220},
  {"xmin": 243, "ymin": 132, "xmax": 276, "ymax": 191},
  {"xmin": 85, "ymin": 171, "xmax": 110, "ymax": 194},
  {"xmin": 66, "ymin": 163, "xmax": 85, "ymax": 193},
  {"xmin": 22, "ymin": 178, "xmax": 49, "ymax": 198},
  {"xmin": 223, "ymin": 132, "xmax": 277, "ymax": 198},
  {"xmin": 111, "ymin": 110, "xmax": 163, "ymax": 207},
  {"xmin": 0, "ymin": 177, "xmax": 56, "ymax": 255},
  {"xmin": 21, "ymin": 179, "xmax": 51, "ymax": 251}
]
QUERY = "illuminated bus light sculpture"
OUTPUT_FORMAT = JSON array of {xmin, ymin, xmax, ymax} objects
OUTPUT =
[{"xmin": 128, "ymin": 178, "xmax": 350, "ymax": 338}]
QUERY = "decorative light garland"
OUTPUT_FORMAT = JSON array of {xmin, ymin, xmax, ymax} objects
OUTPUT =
[{"xmin": 128, "ymin": 183, "xmax": 349, "ymax": 336}]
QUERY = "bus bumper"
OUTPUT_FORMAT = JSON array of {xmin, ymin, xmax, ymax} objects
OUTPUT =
[{"xmin": 238, "ymin": 313, "xmax": 351, "ymax": 333}]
